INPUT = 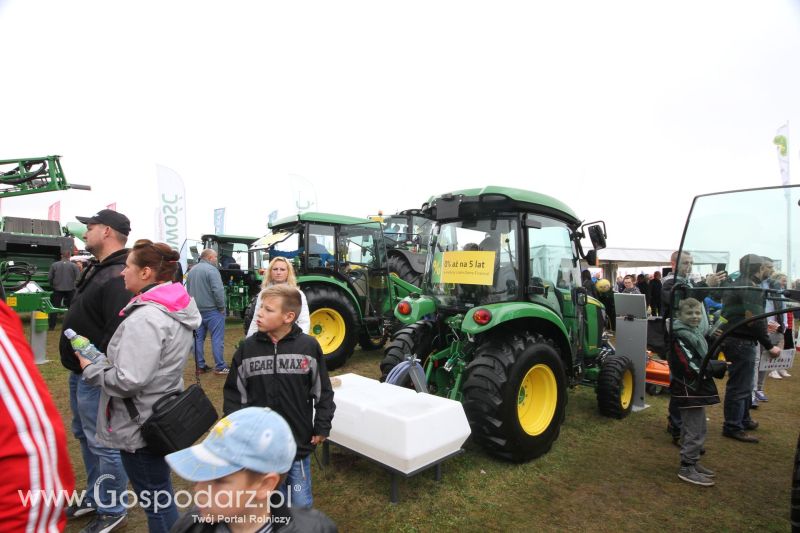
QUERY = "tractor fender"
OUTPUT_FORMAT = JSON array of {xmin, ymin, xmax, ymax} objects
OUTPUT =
[
  {"xmin": 389, "ymin": 275, "xmax": 420, "ymax": 301},
  {"xmin": 393, "ymin": 294, "xmax": 437, "ymax": 324},
  {"xmin": 298, "ymin": 275, "xmax": 364, "ymax": 318},
  {"xmin": 462, "ymin": 303, "xmax": 573, "ymax": 366}
]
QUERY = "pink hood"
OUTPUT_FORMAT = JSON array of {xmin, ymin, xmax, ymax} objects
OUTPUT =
[{"xmin": 121, "ymin": 282, "xmax": 192, "ymax": 315}]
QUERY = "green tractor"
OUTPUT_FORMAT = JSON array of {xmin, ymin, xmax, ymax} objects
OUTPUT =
[
  {"xmin": 196, "ymin": 234, "xmax": 261, "ymax": 318},
  {"xmin": 380, "ymin": 186, "xmax": 633, "ymax": 462},
  {"xmin": 247, "ymin": 212, "xmax": 420, "ymax": 370}
]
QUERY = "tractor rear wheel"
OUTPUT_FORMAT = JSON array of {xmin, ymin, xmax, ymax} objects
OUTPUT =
[
  {"xmin": 596, "ymin": 355, "xmax": 635, "ymax": 419},
  {"xmin": 304, "ymin": 285, "xmax": 358, "ymax": 371},
  {"xmin": 388, "ymin": 254, "xmax": 422, "ymax": 288},
  {"xmin": 380, "ymin": 321, "xmax": 435, "ymax": 383},
  {"xmin": 462, "ymin": 332, "xmax": 566, "ymax": 462}
]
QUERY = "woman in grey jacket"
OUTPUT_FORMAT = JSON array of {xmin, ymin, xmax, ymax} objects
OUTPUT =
[{"xmin": 79, "ymin": 240, "xmax": 201, "ymax": 533}]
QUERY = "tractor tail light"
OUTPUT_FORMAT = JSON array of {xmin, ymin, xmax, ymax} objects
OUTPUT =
[
  {"xmin": 397, "ymin": 301, "xmax": 412, "ymax": 315},
  {"xmin": 473, "ymin": 308, "xmax": 492, "ymax": 325}
]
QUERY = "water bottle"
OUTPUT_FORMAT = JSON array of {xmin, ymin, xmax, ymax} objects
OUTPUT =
[{"xmin": 64, "ymin": 328, "xmax": 104, "ymax": 363}]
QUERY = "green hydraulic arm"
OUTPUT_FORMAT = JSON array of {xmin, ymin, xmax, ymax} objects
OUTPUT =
[{"xmin": 0, "ymin": 155, "xmax": 90, "ymax": 198}]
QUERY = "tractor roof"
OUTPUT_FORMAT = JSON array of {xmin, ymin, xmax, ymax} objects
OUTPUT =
[
  {"xmin": 201, "ymin": 234, "xmax": 259, "ymax": 245},
  {"xmin": 270, "ymin": 211, "xmax": 379, "ymax": 228},
  {"xmin": 424, "ymin": 186, "xmax": 580, "ymax": 225}
]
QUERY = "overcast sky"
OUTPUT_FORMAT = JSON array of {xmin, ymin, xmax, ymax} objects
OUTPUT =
[{"xmin": 1, "ymin": 0, "xmax": 799, "ymax": 251}]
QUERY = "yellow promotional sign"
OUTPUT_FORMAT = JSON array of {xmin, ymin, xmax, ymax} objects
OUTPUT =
[{"xmin": 437, "ymin": 251, "xmax": 496, "ymax": 285}]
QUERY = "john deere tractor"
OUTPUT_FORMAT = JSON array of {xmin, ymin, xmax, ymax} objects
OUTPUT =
[
  {"xmin": 247, "ymin": 212, "xmax": 419, "ymax": 370},
  {"xmin": 380, "ymin": 186, "xmax": 634, "ymax": 462}
]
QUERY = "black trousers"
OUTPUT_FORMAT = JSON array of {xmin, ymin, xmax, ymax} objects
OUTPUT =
[{"xmin": 49, "ymin": 290, "xmax": 74, "ymax": 330}]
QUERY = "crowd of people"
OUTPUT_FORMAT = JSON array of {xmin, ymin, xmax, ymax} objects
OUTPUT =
[
  {"xmin": 3, "ymin": 206, "xmax": 799, "ymax": 531},
  {"xmin": 4, "ymin": 208, "xmax": 337, "ymax": 533}
]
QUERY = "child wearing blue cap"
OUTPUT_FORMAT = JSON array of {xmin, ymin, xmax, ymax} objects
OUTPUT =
[
  {"xmin": 223, "ymin": 284, "xmax": 335, "ymax": 509},
  {"xmin": 167, "ymin": 407, "xmax": 336, "ymax": 532}
]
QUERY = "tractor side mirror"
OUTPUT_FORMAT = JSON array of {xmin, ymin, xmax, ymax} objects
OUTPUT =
[
  {"xmin": 585, "ymin": 249, "xmax": 598, "ymax": 267},
  {"xmin": 587, "ymin": 224, "xmax": 606, "ymax": 250}
]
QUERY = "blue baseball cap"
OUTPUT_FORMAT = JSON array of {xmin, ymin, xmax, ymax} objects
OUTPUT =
[{"xmin": 166, "ymin": 407, "xmax": 297, "ymax": 482}]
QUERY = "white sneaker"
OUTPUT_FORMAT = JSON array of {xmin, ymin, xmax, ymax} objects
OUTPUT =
[
  {"xmin": 769, "ymin": 370, "xmax": 782, "ymax": 379},
  {"xmin": 779, "ymin": 369, "xmax": 791, "ymax": 377}
]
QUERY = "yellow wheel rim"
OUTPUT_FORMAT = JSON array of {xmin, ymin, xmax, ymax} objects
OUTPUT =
[
  {"xmin": 620, "ymin": 369, "xmax": 633, "ymax": 409},
  {"xmin": 310, "ymin": 308, "xmax": 346, "ymax": 354},
  {"xmin": 517, "ymin": 363, "xmax": 558, "ymax": 436}
]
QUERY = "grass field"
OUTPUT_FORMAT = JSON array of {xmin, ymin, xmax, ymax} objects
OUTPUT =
[{"xmin": 34, "ymin": 320, "xmax": 798, "ymax": 532}]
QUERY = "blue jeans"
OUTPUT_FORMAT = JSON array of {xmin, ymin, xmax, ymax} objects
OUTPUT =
[
  {"xmin": 723, "ymin": 338, "xmax": 757, "ymax": 433},
  {"xmin": 120, "ymin": 448, "xmax": 178, "ymax": 533},
  {"xmin": 195, "ymin": 310, "xmax": 226, "ymax": 370},
  {"xmin": 69, "ymin": 373, "xmax": 128, "ymax": 516},
  {"xmin": 279, "ymin": 455, "xmax": 313, "ymax": 508}
]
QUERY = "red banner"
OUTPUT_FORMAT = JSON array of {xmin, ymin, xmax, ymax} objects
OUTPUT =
[{"xmin": 47, "ymin": 201, "xmax": 60, "ymax": 221}]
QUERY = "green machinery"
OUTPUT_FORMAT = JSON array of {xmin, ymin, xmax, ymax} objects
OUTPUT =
[
  {"xmin": 0, "ymin": 156, "xmax": 90, "ymax": 313},
  {"xmin": 380, "ymin": 186, "xmax": 634, "ymax": 462},
  {"xmin": 247, "ymin": 212, "xmax": 420, "ymax": 370},
  {"xmin": 198, "ymin": 234, "xmax": 261, "ymax": 318},
  {"xmin": 0, "ymin": 156, "xmax": 90, "ymax": 362}
]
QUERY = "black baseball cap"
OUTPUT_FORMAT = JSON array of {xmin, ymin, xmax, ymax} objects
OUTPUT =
[{"xmin": 76, "ymin": 209, "xmax": 131, "ymax": 236}]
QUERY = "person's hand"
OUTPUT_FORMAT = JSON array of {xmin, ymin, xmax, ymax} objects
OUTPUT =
[
  {"xmin": 706, "ymin": 272, "xmax": 726, "ymax": 287},
  {"xmin": 767, "ymin": 320, "xmax": 780, "ymax": 333},
  {"xmin": 310, "ymin": 435, "xmax": 327, "ymax": 445},
  {"xmin": 75, "ymin": 351, "xmax": 92, "ymax": 369},
  {"xmin": 768, "ymin": 346, "xmax": 781, "ymax": 358}
]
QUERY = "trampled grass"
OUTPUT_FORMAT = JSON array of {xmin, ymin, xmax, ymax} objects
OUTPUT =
[{"xmin": 33, "ymin": 320, "xmax": 798, "ymax": 532}]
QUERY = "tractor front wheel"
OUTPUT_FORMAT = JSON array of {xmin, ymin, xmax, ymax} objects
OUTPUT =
[
  {"xmin": 304, "ymin": 285, "xmax": 358, "ymax": 371},
  {"xmin": 462, "ymin": 333, "xmax": 566, "ymax": 462},
  {"xmin": 379, "ymin": 321, "xmax": 435, "ymax": 383},
  {"xmin": 242, "ymin": 295, "xmax": 259, "ymax": 335},
  {"xmin": 596, "ymin": 355, "xmax": 635, "ymax": 419}
]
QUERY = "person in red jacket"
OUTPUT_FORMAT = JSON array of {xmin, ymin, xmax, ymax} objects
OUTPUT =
[{"xmin": 0, "ymin": 299, "xmax": 75, "ymax": 531}]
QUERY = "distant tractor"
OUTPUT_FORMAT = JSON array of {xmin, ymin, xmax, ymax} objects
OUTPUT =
[
  {"xmin": 198, "ymin": 234, "xmax": 261, "ymax": 318},
  {"xmin": 381, "ymin": 186, "xmax": 632, "ymax": 462},
  {"xmin": 376, "ymin": 210, "xmax": 433, "ymax": 288},
  {"xmin": 247, "ymin": 212, "xmax": 419, "ymax": 370}
]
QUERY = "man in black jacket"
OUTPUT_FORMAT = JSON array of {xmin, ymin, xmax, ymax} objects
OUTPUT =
[
  {"xmin": 720, "ymin": 254, "xmax": 780, "ymax": 443},
  {"xmin": 224, "ymin": 284, "xmax": 335, "ymax": 509},
  {"xmin": 60, "ymin": 209, "xmax": 133, "ymax": 531}
]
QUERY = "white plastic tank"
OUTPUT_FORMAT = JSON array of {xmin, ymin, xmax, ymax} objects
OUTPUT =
[{"xmin": 329, "ymin": 373, "xmax": 471, "ymax": 474}]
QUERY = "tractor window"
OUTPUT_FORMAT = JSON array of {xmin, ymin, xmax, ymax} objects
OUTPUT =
[
  {"xmin": 428, "ymin": 218, "xmax": 519, "ymax": 308},
  {"xmin": 527, "ymin": 218, "xmax": 578, "ymax": 291},
  {"xmin": 338, "ymin": 224, "xmax": 383, "ymax": 267},
  {"xmin": 307, "ymin": 224, "xmax": 336, "ymax": 269}
]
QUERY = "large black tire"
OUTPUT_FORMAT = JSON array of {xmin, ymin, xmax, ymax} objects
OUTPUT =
[
  {"xmin": 792, "ymin": 432, "xmax": 800, "ymax": 532},
  {"xmin": 242, "ymin": 295, "xmax": 259, "ymax": 335},
  {"xmin": 462, "ymin": 333, "xmax": 567, "ymax": 462},
  {"xmin": 596, "ymin": 355, "xmax": 635, "ymax": 419},
  {"xmin": 379, "ymin": 321, "xmax": 435, "ymax": 382},
  {"xmin": 388, "ymin": 254, "xmax": 422, "ymax": 288},
  {"xmin": 303, "ymin": 284, "xmax": 359, "ymax": 371}
]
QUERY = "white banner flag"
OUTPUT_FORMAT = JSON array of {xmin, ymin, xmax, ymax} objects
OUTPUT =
[
  {"xmin": 774, "ymin": 123, "xmax": 790, "ymax": 186},
  {"xmin": 156, "ymin": 164, "xmax": 188, "ymax": 274}
]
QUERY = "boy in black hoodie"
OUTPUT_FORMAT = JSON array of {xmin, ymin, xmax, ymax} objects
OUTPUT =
[
  {"xmin": 669, "ymin": 298, "xmax": 725, "ymax": 487},
  {"xmin": 224, "ymin": 284, "xmax": 335, "ymax": 508}
]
